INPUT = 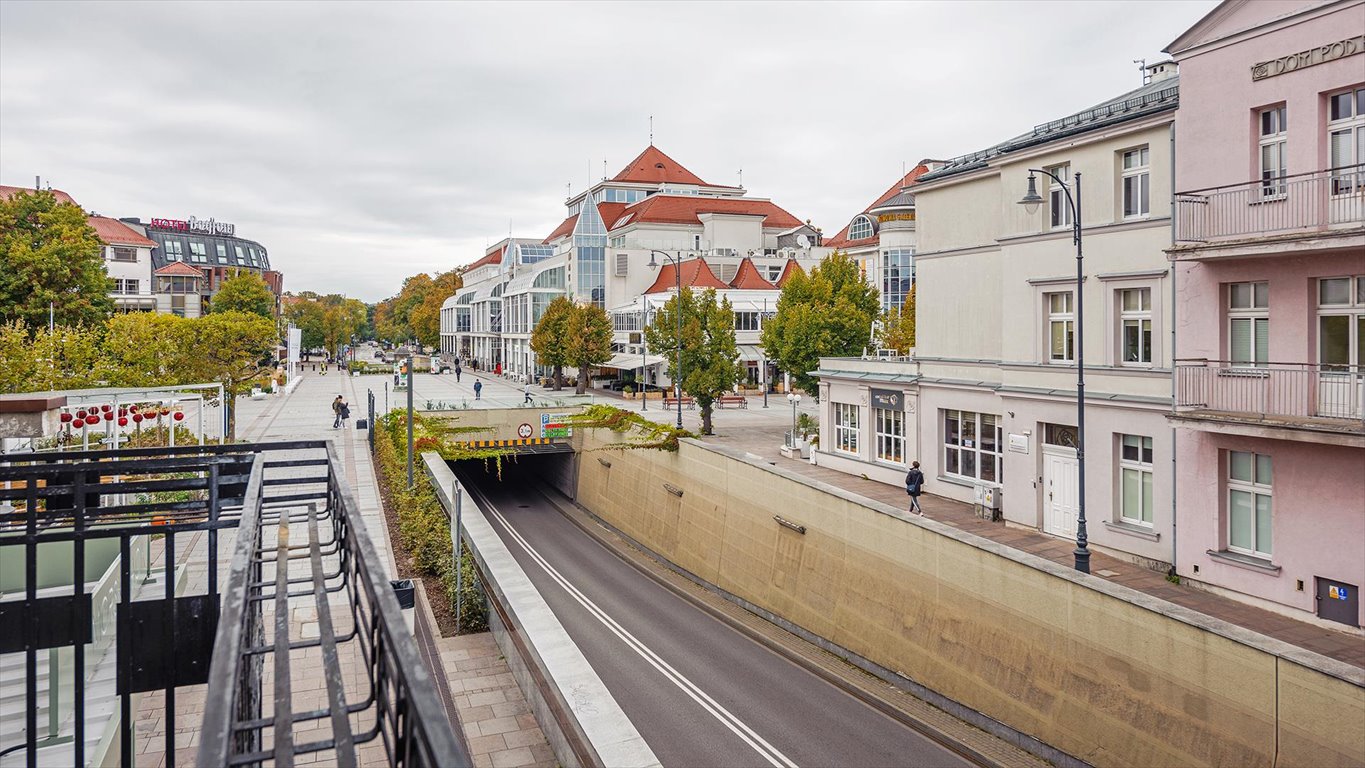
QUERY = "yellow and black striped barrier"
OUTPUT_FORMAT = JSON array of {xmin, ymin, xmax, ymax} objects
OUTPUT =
[{"xmin": 457, "ymin": 437, "xmax": 556, "ymax": 448}]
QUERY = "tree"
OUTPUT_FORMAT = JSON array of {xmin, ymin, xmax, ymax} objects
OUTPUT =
[
  {"xmin": 185, "ymin": 311, "xmax": 279, "ymax": 440},
  {"xmin": 284, "ymin": 298, "xmax": 326, "ymax": 351},
  {"xmin": 645, "ymin": 287, "xmax": 742, "ymax": 435},
  {"xmin": 319, "ymin": 295, "xmax": 367, "ymax": 358},
  {"xmin": 761, "ymin": 252, "xmax": 880, "ymax": 399},
  {"xmin": 0, "ymin": 189, "xmax": 113, "ymax": 328},
  {"xmin": 103, "ymin": 312, "xmax": 196, "ymax": 387},
  {"xmin": 0, "ymin": 321, "xmax": 108, "ymax": 394},
  {"xmin": 565, "ymin": 303, "xmax": 614, "ymax": 395},
  {"xmin": 211, "ymin": 270, "xmax": 275, "ymax": 319},
  {"xmin": 530, "ymin": 296, "xmax": 575, "ymax": 390},
  {"xmin": 410, "ymin": 269, "xmax": 462, "ymax": 349},
  {"xmin": 876, "ymin": 284, "xmax": 916, "ymax": 354}
]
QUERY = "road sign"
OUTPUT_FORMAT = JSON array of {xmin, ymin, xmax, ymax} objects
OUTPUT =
[
  {"xmin": 517, "ymin": 423, "xmax": 533, "ymax": 439},
  {"xmin": 541, "ymin": 413, "xmax": 572, "ymax": 439}
]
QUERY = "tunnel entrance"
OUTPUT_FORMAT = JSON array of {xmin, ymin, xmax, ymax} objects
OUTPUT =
[{"xmin": 445, "ymin": 449, "xmax": 578, "ymax": 502}]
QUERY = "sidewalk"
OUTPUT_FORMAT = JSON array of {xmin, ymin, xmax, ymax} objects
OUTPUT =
[{"xmin": 593, "ymin": 388, "xmax": 1365, "ymax": 669}]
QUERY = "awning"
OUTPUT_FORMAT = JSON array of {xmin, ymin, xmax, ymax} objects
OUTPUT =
[
  {"xmin": 603, "ymin": 352, "xmax": 666, "ymax": 370},
  {"xmin": 737, "ymin": 345, "xmax": 766, "ymax": 361}
]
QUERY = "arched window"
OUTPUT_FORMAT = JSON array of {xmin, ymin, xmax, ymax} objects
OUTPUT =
[{"xmin": 849, "ymin": 215, "xmax": 875, "ymax": 240}]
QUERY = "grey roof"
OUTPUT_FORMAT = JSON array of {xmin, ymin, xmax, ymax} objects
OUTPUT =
[
  {"xmin": 920, "ymin": 76, "xmax": 1179, "ymax": 183},
  {"xmin": 869, "ymin": 190, "xmax": 916, "ymax": 211}
]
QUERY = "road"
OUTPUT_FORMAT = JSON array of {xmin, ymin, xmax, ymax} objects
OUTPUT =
[{"xmin": 462, "ymin": 461, "xmax": 976, "ymax": 768}]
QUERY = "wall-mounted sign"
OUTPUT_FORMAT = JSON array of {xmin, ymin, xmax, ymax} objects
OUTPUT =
[
  {"xmin": 1008, "ymin": 433, "xmax": 1030, "ymax": 454},
  {"xmin": 869, "ymin": 388, "xmax": 903, "ymax": 410},
  {"xmin": 541, "ymin": 413, "xmax": 572, "ymax": 439},
  {"xmin": 517, "ymin": 423, "xmax": 533, "ymax": 439},
  {"xmin": 150, "ymin": 216, "xmax": 236, "ymax": 237},
  {"xmin": 1251, "ymin": 35, "xmax": 1363, "ymax": 81}
]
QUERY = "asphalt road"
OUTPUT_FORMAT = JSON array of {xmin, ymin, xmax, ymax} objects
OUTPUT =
[{"xmin": 462, "ymin": 461, "xmax": 975, "ymax": 768}]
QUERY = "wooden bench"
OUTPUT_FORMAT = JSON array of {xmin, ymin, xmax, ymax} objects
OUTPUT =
[
  {"xmin": 716, "ymin": 395, "xmax": 748, "ymax": 409},
  {"xmin": 662, "ymin": 396, "xmax": 696, "ymax": 409}
]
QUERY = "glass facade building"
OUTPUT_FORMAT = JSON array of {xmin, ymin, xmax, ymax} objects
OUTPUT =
[{"xmin": 574, "ymin": 201, "xmax": 607, "ymax": 307}]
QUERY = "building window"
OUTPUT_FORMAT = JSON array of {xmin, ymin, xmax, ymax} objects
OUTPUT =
[
  {"xmin": 215, "ymin": 244, "xmax": 229, "ymax": 264},
  {"xmin": 188, "ymin": 241, "xmax": 208, "ymax": 263},
  {"xmin": 833, "ymin": 403, "xmax": 859, "ymax": 455},
  {"xmin": 113, "ymin": 278, "xmax": 139, "ymax": 295},
  {"xmin": 1227, "ymin": 451, "xmax": 1272, "ymax": 558},
  {"xmin": 1047, "ymin": 291, "xmax": 1075, "ymax": 363},
  {"xmin": 1120, "ymin": 287, "xmax": 1152, "ymax": 365},
  {"xmin": 170, "ymin": 294, "xmax": 186, "ymax": 317},
  {"xmin": 1228, "ymin": 281, "xmax": 1269, "ymax": 366},
  {"xmin": 881, "ymin": 249, "xmax": 914, "ymax": 312},
  {"xmin": 1121, "ymin": 147, "xmax": 1150, "ymax": 218},
  {"xmin": 1258, "ymin": 105, "xmax": 1287, "ymax": 197},
  {"xmin": 848, "ymin": 215, "xmax": 874, "ymax": 241},
  {"xmin": 943, "ymin": 409, "xmax": 1001, "ymax": 482},
  {"xmin": 162, "ymin": 239, "xmax": 184, "ymax": 261},
  {"xmin": 1317, "ymin": 276, "xmax": 1365, "ymax": 373},
  {"xmin": 734, "ymin": 311, "xmax": 761, "ymax": 331},
  {"xmin": 1118, "ymin": 434, "xmax": 1153, "ymax": 526},
  {"xmin": 874, "ymin": 407, "xmax": 904, "ymax": 464},
  {"xmin": 234, "ymin": 246, "xmax": 247, "ymax": 265},
  {"xmin": 111, "ymin": 247, "xmax": 137, "ymax": 262},
  {"xmin": 1048, "ymin": 164, "xmax": 1072, "ymax": 229},
  {"xmin": 1327, "ymin": 87, "xmax": 1365, "ymax": 195}
]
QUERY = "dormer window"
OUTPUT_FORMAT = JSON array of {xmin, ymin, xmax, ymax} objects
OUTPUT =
[{"xmin": 849, "ymin": 215, "xmax": 875, "ymax": 240}]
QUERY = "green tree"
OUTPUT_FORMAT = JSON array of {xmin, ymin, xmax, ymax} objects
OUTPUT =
[
  {"xmin": 185, "ymin": 311, "xmax": 279, "ymax": 439},
  {"xmin": 565, "ymin": 303, "xmax": 614, "ymax": 395},
  {"xmin": 410, "ymin": 269, "xmax": 462, "ymax": 349},
  {"xmin": 530, "ymin": 296, "xmax": 575, "ymax": 390},
  {"xmin": 0, "ymin": 189, "xmax": 113, "ymax": 328},
  {"xmin": 876, "ymin": 284, "xmax": 915, "ymax": 354},
  {"xmin": 761, "ymin": 252, "xmax": 880, "ymax": 399},
  {"xmin": 319, "ymin": 295, "xmax": 367, "ymax": 358},
  {"xmin": 210, "ymin": 270, "xmax": 275, "ymax": 319},
  {"xmin": 103, "ymin": 312, "xmax": 196, "ymax": 387},
  {"xmin": 284, "ymin": 298, "xmax": 326, "ymax": 351},
  {"xmin": 0, "ymin": 321, "xmax": 109, "ymax": 393},
  {"xmin": 645, "ymin": 287, "xmax": 741, "ymax": 435}
]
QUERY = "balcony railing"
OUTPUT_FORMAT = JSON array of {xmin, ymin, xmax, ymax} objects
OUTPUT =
[
  {"xmin": 1174, "ymin": 359, "xmax": 1365, "ymax": 428},
  {"xmin": 1174, "ymin": 165, "xmax": 1365, "ymax": 243}
]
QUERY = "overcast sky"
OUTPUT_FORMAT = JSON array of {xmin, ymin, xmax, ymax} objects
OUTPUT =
[{"xmin": 1, "ymin": 0, "xmax": 1215, "ymax": 303}]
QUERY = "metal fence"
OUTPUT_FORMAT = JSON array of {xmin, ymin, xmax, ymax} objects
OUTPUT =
[
  {"xmin": 1174, "ymin": 165, "xmax": 1365, "ymax": 242},
  {"xmin": 1174, "ymin": 359, "xmax": 1365, "ymax": 425}
]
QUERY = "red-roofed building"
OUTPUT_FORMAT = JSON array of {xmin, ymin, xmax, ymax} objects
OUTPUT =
[
  {"xmin": 728, "ymin": 257, "xmax": 775, "ymax": 291},
  {"xmin": 152, "ymin": 262, "xmax": 206, "ymax": 317},
  {"xmin": 87, "ymin": 216, "xmax": 160, "ymax": 313},
  {"xmin": 0, "ymin": 184, "xmax": 79, "ymax": 206},
  {"xmin": 642, "ymin": 258, "xmax": 730, "ymax": 294}
]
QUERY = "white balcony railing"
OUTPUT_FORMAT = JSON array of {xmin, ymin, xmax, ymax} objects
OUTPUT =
[
  {"xmin": 1175, "ymin": 165, "xmax": 1365, "ymax": 243},
  {"xmin": 1174, "ymin": 359, "xmax": 1365, "ymax": 428}
]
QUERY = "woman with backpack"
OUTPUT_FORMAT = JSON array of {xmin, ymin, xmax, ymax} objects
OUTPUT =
[{"xmin": 905, "ymin": 460, "xmax": 925, "ymax": 516}]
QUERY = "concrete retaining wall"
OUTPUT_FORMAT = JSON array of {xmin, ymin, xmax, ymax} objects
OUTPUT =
[{"xmin": 571, "ymin": 431, "xmax": 1365, "ymax": 767}]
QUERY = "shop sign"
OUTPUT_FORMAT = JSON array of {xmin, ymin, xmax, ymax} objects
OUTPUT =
[
  {"xmin": 150, "ymin": 216, "xmax": 236, "ymax": 237},
  {"xmin": 1251, "ymin": 35, "xmax": 1363, "ymax": 80},
  {"xmin": 869, "ymin": 388, "xmax": 903, "ymax": 410}
]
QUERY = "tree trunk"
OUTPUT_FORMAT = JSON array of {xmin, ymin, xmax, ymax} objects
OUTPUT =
[
  {"xmin": 699, "ymin": 403, "xmax": 714, "ymax": 436},
  {"xmin": 226, "ymin": 397, "xmax": 237, "ymax": 442},
  {"xmin": 553, "ymin": 364, "xmax": 563, "ymax": 390},
  {"xmin": 575, "ymin": 364, "xmax": 588, "ymax": 395}
]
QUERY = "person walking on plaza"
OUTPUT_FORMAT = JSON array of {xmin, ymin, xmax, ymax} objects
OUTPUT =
[
  {"xmin": 523, "ymin": 382, "xmax": 533, "ymax": 405},
  {"xmin": 454, "ymin": 363, "xmax": 462, "ymax": 383},
  {"xmin": 473, "ymin": 380, "xmax": 482, "ymax": 400},
  {"xmin": 332, "ymin": 395, "xmax": 344, "ymax": 429},
  {"xmin": 905, "ymin": 460, "xmax": 925, "ymax": 516}
]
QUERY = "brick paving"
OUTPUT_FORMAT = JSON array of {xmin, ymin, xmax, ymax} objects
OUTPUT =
[{"xmin": 436, "ymin": 633, "xmax": 554, "ymax": 768}]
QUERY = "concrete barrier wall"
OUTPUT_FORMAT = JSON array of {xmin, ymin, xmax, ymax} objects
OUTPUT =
[{"xmin": 572, "ymin": 431, "xmax": 1365, "ymax": 768}]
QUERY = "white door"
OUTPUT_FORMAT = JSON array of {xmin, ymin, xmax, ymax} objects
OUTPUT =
[{"xmin": 1043, "ymin": 448, "xmax": 1079, "ymax": 539}]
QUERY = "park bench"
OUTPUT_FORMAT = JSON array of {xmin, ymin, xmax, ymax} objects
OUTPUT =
[
  {"xmin": 662, "ymin": 395, "xmax": 696, "ymax": 409},
  {"xmin": 716, "ymin": 394, "xmax": 748, "ymax": 409}
]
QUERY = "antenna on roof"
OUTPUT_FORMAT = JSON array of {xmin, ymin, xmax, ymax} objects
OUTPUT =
[
  {"xmin": 649, "ymin": 115, "xmax": 654, "ymax": 146},
  {"xmin": 603, "ymin": 159, "xmax": 607, "ymax": 181},
  {"xmin": 738, "ymin": 168, "xmax": 743, "ymax": 187},
  {"xmin": 1134, "ymin": 58, "xmax": 1149, "ymax": 85}
]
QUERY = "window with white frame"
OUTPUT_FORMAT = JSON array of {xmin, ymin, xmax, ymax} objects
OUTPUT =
[
  {"xmin": 216, "ymin": 244, "xmax": 229, "ymax": 264},
  {"xmin": 848, "ymin": 215, "xmax": 874, "ymax": 241},
  {"xmin": 833, "ymin": 403, "xmax": 859, "ymax": 454},
  {"xmin": 1121, "ymin": 147, "xmax": 1150, "ymax": 218},
  {"xmin": 162, "ymin": 238, "xmax": 184, "ymax": 260},
  {"xmin": 188, "ymin": 241, "xmax": 208, "ymax": 263},
  {"xmin": 874, "ymin": 407, "xmax": 904, "ymax": 464},
  {"xmin": 1228, "ymin": 281, "xmax": 1269, "ymax": 366},
  {"xmin": 1118, "ymin": 434, "xmax": 1154, "ymax": 526},
  {"xmin": 1120, "ymin": 287, "xmax": 1152, "ymax": 365},
  {"xmin": 111, "ymin": 247, "xmax": 137, "ymax": 263},
  {"xmin": 113, "ymin": 278, "xmax": 139, "ymax": 295},
  {"xmin": 1048, "ymin": 164, "xmax": 1072, "ymax": 229},
  {"xmin": 1327, "ymin": 87, "xmax": 1365, "ymax": 195},
  {"xmin": 1227, "ymin": 451, "xmax": 1272, "ymax": 558},
  {"xmin": 1047, "ymin": 291, "xmax": 1075, "ymax": 363},
  {"xmin": 943, "ymin": 410, "xmax": 1001, "ymax": 482},
  {"xmin": 1317, "ymin": 275, "xmax": 1365, "ymax": 373},
  {"xmin": 1258, "ymin": 105, "xmax": 1287, "ymax": 197},
  {"xmin": 734, "ymin": 311, "xmax": 761, "ymax": 331}
]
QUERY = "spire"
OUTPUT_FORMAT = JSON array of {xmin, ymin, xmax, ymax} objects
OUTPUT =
[{"xmin": 649, "ymin": 115, "xmax": 654, "ymax": 146}]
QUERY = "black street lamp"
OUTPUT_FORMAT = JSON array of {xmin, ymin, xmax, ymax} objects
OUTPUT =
[
  {"xmin": 646, "ymin": 250, "xmax": 685, "ymax": 431},
  {"xmin": 1019, "ymin": 169, "xmax": 1090, "ymax": 574}
]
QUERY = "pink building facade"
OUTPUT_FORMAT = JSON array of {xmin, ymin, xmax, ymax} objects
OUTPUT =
[{"xmin": 1166, "ymin": 0, "xmax": 1365, "ymax": 628}]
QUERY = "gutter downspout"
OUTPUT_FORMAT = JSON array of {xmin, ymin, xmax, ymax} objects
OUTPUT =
[{"xmin": 1169, "ymin": 120, "xmax": 1179, "ymax": 578}]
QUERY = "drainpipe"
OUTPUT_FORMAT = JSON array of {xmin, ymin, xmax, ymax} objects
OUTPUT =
[{"xmin": 1168, "ymin": 121, "xmax": 1179, "ymax": 578}]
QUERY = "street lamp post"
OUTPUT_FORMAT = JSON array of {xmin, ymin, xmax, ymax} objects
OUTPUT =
[
  {"xmin": 646, "ymin": 250, "xmax": 684, "ymax": 431},
  {"xmin": 787, "ymin": 392, "xmax": 801, "ymax": 447},
  {"xmin": 1018, "ymin": 169, "xmax": 1089, "ymax": 574},
  {"xmin": 636, "ymin": 296, "xmax": 650, "ymax": 412}
]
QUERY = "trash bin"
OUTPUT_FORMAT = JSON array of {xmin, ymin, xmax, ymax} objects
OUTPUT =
[
  {"xmin": 355, "ymin": 418, "xmax": 368, "ymax": 430},
  {"xmin": 390, "ymin": 579, "xmax": 415, "ymax": 609}
]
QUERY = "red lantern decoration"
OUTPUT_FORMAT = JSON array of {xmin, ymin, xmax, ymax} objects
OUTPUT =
[
  {"xmin": 118, "ymin": 417, "xmax": 129, "ymax": 427},
  {"xmin": 128, "ymin": 404, "xmax": 139, "ymax": 413},
  {"xmin": 88, "ymin": 413, "xmax": 101, "ymax": 424},
  {"xmin": 60, "ymin": 412, "xmax": 73, "ymax": 423},
  {"xmin": 73, "ymin": 418, "xmax": 85, "ymax": 428},
  {"xmin": 101, "ymin": 404, "xmax": 113, "ymax": 413},
  {"xmin": 75, "ymin": 409, "xmax": 87, "ymax": 419},
  {"xmin": 173, "ymin": 411, "xmax": 185, "ymax": 422},
  {"xmin": 132, "ymin": 413, "xmax": 144, "ymax": 424}
]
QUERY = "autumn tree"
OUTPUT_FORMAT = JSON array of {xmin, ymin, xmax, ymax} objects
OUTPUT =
[
  {"xmin": 211, "ymin": 270, "xmax": 275, "ymax": 319},
  {"xmin": 284, "ymin": 298, "xmax": 326, "ymax": 351},
  {"xmin": 319, "ymin": 295, "xmax": 367, "ymax": 358},
  {"xmin": 103, "ymin": 312, "xmax": 197, "ymax": 387},
  {"xmin": 0, "ymin": 189, "xmax": 113, "ymax": 328},
  {"xmin": 409, "ymin": 269, "xmax": 462, "ymax": 349},
  {"xmin": 565, "ymin": 303, "xmax": 614, "ymax": 395},
  {"xmin": 876, "ymin": 284, "xmax": 915, "ymax": 354},
  {"xmin": 185, "ymin": 311, "xmax": 280, "ymax": 439},
  {"xmin": 0, "ymin": 321, "xmax": 108, "ymax": 394},
  {"xmin": 761, "ymin": 252, "xmax": 880, "ymax": 399},
  {"xmin": 529, "ymin": 296, "xmax": 575, "ymax": 390},
  {"xmin": 645, "ymin": 287, "xmax": 741, "ymax": 435}
]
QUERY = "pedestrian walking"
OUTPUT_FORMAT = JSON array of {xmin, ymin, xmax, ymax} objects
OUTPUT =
[
  {"xmin": 473, "ymin": 380, "xmax": 483, "ymax": 400},
  {"xmin": 523, "ymin": 382, "xmax": 533, "ymax": 405},
  {"xmin": 332, "ymin": 395, "xmax": 344, "ymax": 429},
  {"xmin": 905, "ymin": 460, "xmax": 925, "ymax": 516},
  {"xmin": 454, "ymin": 364, "xmax": 462, "ymax": 383},
  {"xmin": 339, "ymin": 398, "xmax": 351, "ymax": 428}
]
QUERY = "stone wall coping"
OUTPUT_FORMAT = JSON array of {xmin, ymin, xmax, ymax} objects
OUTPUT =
[
  {"xmin": 0, "ymin": 394, "xmax": 66, "ymax": 413},
  {"xmin": 679, "ymin": 436, "xmax": 1365, "ymax": 688}
]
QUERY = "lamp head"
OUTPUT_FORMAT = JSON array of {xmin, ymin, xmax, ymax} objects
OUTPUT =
[
  {"xmin": 1018, "ymin": 174, "xmax": 1044, "ymax": 215},
  {"xmin": 647, "ymin": 252, "xmax": 659, "ymax": 268}
]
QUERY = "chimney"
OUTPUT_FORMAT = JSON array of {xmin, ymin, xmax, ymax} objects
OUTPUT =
[{"xmin": 1146, "ymin": 60, "xmax": 1178, "ymax": 83}]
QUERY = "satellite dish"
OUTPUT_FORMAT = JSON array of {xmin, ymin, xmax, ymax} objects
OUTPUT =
[{"xmin": 796, "ymin": 234, "xmax": 810, "ymax": 249}]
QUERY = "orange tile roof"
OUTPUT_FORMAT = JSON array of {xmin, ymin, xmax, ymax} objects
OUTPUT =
[
  {"xmin": 87, "ymin": 215, "xmax": 156, "ymax": 247},
  {"xmin": 643, "ymin": 258, "xmax": 730, "ymax": 294},
  {"xmin": 0, "ymin": 184, "xmax": 79, "ymax": 206},
  {"xmin": 544, "ymin": 214, "xmax": 578, "ymax": 243},
  {"xmin": 728, "ymin": 257, "xmax": 775, "ymax": 290},
  {"xmin": 622, "ymin": 195, "xmax": 804, "ymax": 230},
  {"xmin": 825, "ymin": 164, "xmax": 929, "ymax": 248},
  {"xmin": 153, "ymin": 262, "xmax": 205, "ymax": 277},
  {"xmin": 465, "ymin": 244, "xmax": 506, "ymax": 271},
  {"xmin": 775, "ymin": 259, "xmax": 804, "ymax": 288},
  {"xmin": 611, "ymin": 146, "xmax": 709, "ymax": 186}
]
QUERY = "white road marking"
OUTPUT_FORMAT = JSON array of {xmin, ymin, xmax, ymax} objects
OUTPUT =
[{"xmin": 479, "ymin": 493, "xmax": 799, "ymax": 768}]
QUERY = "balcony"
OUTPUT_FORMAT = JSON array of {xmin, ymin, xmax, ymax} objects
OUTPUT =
[
  {"xmin": 1173, "ymin": 360, "xmax": 1365, "ymax": 444},
  {"xmin": 1172, "ymin": 166, "xmax": 1365, "ymax": 257}
]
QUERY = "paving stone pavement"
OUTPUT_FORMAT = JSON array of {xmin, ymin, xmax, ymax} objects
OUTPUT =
[{"xmin": 435, "ymin": 633, "xmax": 554, "ymax": 768}]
